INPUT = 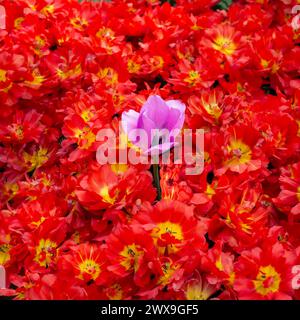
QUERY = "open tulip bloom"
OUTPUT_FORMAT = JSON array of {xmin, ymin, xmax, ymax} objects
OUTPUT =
[{"xmin": 121, "ymin": 95, "xmax": 186, "ymax": 155}]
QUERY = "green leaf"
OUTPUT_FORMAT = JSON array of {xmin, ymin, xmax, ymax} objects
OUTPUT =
[
  {"xmin": 161, "ymin": 0, "xmax": 176, "ymax": 6},
  {"xmin": 213, "ymin": 0, "xmax": 233, "ymax": 11}
]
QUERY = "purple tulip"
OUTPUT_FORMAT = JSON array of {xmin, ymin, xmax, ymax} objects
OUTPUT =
[{"xmin": 121, "ymin": 95, "xmax": 186, "ymax": 153}]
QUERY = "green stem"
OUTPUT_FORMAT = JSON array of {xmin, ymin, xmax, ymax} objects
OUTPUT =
[{"xmin": 153, "ymin": 164, "xmax": 162, "ymax": 201}]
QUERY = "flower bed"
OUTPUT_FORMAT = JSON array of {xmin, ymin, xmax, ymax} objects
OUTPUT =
[{"xmin": 0, "ymin": 0, "xmax": 300, "ymax": 300}]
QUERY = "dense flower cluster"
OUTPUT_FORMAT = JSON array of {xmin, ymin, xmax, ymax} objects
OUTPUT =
[{"xmin": 0, "ymin": 0, "xmax": 300, "ymax": 300}]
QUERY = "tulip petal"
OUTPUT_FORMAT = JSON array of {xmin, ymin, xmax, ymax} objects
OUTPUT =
[
  {"xmin": 166, "ymin": 100, "xmax": 186, "ymax": 113},
  {"xmin": 121, "ymin": 109, "xmax": 140, "ymax": 135},
  {"xmin": 166, "ymin": 99, "xmax": 186, "ymax": 132},
  {"xmin": 140, "ymin": 95, "xmax": 169, "ymax": 128}
]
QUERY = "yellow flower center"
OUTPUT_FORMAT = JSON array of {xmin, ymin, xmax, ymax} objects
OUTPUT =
[
  {"xmin": 81, "ymin": 109, "xmax": 94, "ymax": 122},
  {"xmin": 11, "ymin": 124, "xmax": 24, "ymax": 140},
  {"xmin": 70, "ymin": 17, "xmax": 88, "ymax": 30},
  {"xmin": 56, "ymin": 64, "xmax": 82, "ymax": 80},
  {"xmin": 184, "ymin": 70, "xmax": 200, "ymax": 86},
  {"xmin": 152, "ymin": 221, "xmax": 183, "ymax": 254},
  {"xmin": 215, "ymin": 256, "xmax": 224, "ymax": 271},
  {"xmin": 74, "ymin": 127, "xmax": 96, "ymax": 149},
  {"xmin": 186, "ymin": 283, "xmax": 210, "ymax": 300},
  {"xmin": 96, "ymin": 27, "xmax": 115, "ymax": 40},
  {"xmin": 212, "ymin": 36, "xmax": 236, "ymax": 56},
  {"xmin": 14, "ymin": 17, "xmax": 24, "ymax": 29},
  {"xmin": 226, "ymin": 139, "xmax": 252, "ymax": 166},
  {"xmin": 261, "ymin": 59, "xmax": 269, "ymax": 68},
  {"xmin": 253, "ymin": 265, "xmax": 281, "ymax": 296},
  {"xmin": 107, "ymin": 284, "xmax": 123, "ymax": 300},
  {"xmin": 25, "ymin": 69, "xmax": 45, "ymax": 86},
  {"xmin": 0, "ymin": 69, "xmax": 7, "ymax": 82},
  {"xmin": 205, "ymin": 184, "xmax": 216, "ymax": 198},
  {"xmin": 127, "ymin": 59, "xmax": 141, "ymax": 73},
  {"xmin": 97, "ymin": 67, "xmax": 118, "ymax": 85},
  {"xmin": 99, "ymin": 185, "xmax": 117, "ymax": 204},
  {"xmin": 150, "ymin": 56, "xmax": 164, "ymax": 70},
  {"xmin": 78, "ymin": 259, "xmax": 101, "ymax": 281},
  {"xmin": 159, "ymin": 262, "xmax": 179, "ymax": 285},
  {"xmin": 34, "ymin": 239, "xmax": 57, "ymax": 267},
  {"xmin": 120, "ymin": 244, "xmax": 143, "ymax": 271},
  {"xmin": 0, "ymin": 243, "xmax": 11, "ymax": 265},
  {"xmin": 41, "ymin": 4, "xmax": 55, "ymax": 16},
  {"xmin": 31, "ymin": 216, "xmax": 46, "ymax": 228},
  {"xmin": 110, "ymin": 164, "xmax": 128, "ymax": 175},
  {"xmin": 23, "ymin": 148, "xmax": 49, "ymax": 171},
  {"xmin": 202, "ymin": 99, "xmax": 222, "ymax": 119}
]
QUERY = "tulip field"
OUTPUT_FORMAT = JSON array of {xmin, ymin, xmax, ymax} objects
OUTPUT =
[{"xmin": 0, "ymin": 0, "xmax": 300, "ymax": 300}]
